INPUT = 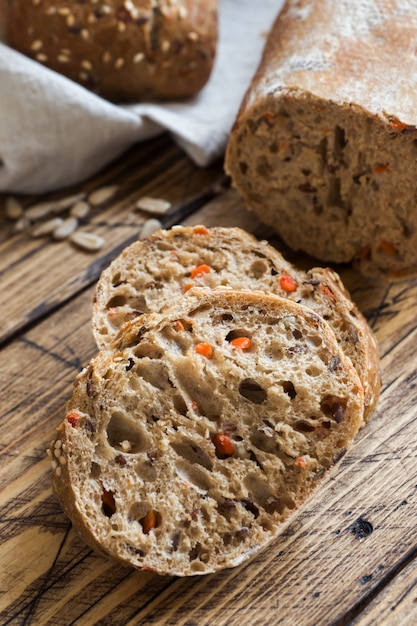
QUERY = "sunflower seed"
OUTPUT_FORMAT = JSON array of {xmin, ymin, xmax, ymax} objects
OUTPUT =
[
  {"xmin": 5, "ymin": 196, "xmax": 24, "ymax": 220},
  {"xmin": 51, "ymin": 192, "xmax": 86, "ymax": 213},
  {"xmin": 25, "ymin": 202, "xmax": 55, "ymax": 221},
  {"xmin": 136, "ymin": 196, "xmax": 172, "ymax": 215},
  {"xmin": 88, "ymin": 185, "xmax": 119, "ymax": 206},
  {"xmin": 53, "ymin": 216, "xmax": 79, "ymax": 240},
  {"xmin": 138, "ymin": 218, "xmax": 162, "ymax": 240},
  {"xmin": 70, "ymin": 231, "xmax": 104, "ymax": 251},
  {"xmin": 70, "ymin": 200, "xmax": 90, "ymax": 219},
  {"xmin": 32, "ymin": 217, "xmax": 64, "ymax": 237}
]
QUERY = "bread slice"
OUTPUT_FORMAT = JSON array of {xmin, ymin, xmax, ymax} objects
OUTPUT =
[
  {"xmin": 92, "ymin": 226, "xmax": 379, "ymax": 419},
  {"xmin": 51, "ymin": 288, "xmax": 364, "ymax": 576},
  {"xmin": 225, "ymin": 0, "xmax": 417, "ymax": 279}
]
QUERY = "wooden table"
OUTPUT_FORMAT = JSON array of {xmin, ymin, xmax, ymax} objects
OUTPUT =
[{"xmin": 1, "ymin": 134, "xmax": 416, "ymax": 626}]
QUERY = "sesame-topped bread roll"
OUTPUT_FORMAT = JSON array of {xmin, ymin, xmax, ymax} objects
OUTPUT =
[
  {"xmin": 92, "ymin": 226, "xmax": 380, "ymax": 420},
  {"xmin": 51, "ymin": 288, "xmax": 364, "ymax": 576},
  {"xmin": 0, "ymin": 0, "xmax": 218, "ymax": 101},
  {"xmin": 225, "ymin": 0, "xmax": 417, "ymax": 279}
]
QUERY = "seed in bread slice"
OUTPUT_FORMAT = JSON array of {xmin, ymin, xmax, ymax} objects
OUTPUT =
[
  {"xmin": 52, "ymin": 288, "xmax": 364, "ymax": 576},
  {"xmin": 92, "ymin": 225, "xmax": 379, "ymax": 419}
]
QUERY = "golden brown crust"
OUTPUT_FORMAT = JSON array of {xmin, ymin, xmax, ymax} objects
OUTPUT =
[{"xmin": 0, "ymin": 0, "xmax": 218, "ymax": 101}]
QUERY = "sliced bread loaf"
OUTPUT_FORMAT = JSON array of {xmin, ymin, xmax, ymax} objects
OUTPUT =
[
  {"xmin": 92, "ymin": 226, "xmax": 379, "ymax": 418},
  {"xmin": 225, "ymin": 0, "xmax": 417, "ymax": 279},
  {"xmin": 51, "ymin": 288, "xmax": 364, "ymax": 576}
]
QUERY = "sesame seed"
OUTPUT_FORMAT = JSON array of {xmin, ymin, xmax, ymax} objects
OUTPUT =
[
  {"xmin": 59, "ymin": 456, "xmax": 67, "ymax": 465},
  {"xmin": 54, "ymin": 448, "xmax": 61, "ymax": 458},
  {"xmin": 58, "ymin": 7, "xmax": 71, "ymax": 16},
  {"xmin": 133, "ymin": 52, "xmax": 145, "ymax": 63},
  {"xmin": 32, "ymin": 0, "xmax": 42, "ymax": 5},
  {"xmin": 114, "ymin": 58, "xmax": 125, "ymax": 70},
  {"xmin": 45, "ymin": 7, "xmax": 56, "ymax": 15},
  {"xmin": 161, "ymin": 40, "xmax": 170, "ymax": 52},
  {"xmin": 56, "ymin": 466, "xmax": 62, "ymax": 477},
  {"xmin": 54, "ymin": 439, "xmax": 63, "ymax": 449},
  {"xmin": 102, "ymin": 51, "xmax": 111, "ymax": 63},
  {"xmin": 36, "ymin": 53, "xmax": 48, "ymax": 62},
  {"xmin": 57, "ymin": 55, "xmax": 70, "ymax": 63},
  {"xmin": 66, "ymin": 14, "xmax": 76, "ymax": 27},
  {"xmin": 31, "ymin": 40, "xmax": 43, "ymax": 51},
  {"xmin": 79, "ymin": 71, "xmax": 90, "ymax": 81},
  {"xmin": 51, "ymin": 460, "xmax": 57, "ymax": 470},
  {"xmin": 118, "ymin": 21, "xmax": 127, "ymax": 32},
  {"xmin": 81, "ymin": 29, "xmax": 90, "ymax": 40},
  {"xmin": 81, "ymin": 60, "xmax": 93, "ymax": 71},
  {"xmin": 187, "ymin": 31, "xmax": 199, "ymax": 42}
]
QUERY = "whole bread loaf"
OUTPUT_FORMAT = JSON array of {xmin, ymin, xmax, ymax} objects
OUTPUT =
[
  {"xmin": 92, "ymin": 226, "xmax": 380, "ymax": 418},
  {"xmin": 51, "ymin": 288, "xmax": 364, "ymax": 576},
  {"xmin": 225, "ymin": 0, "xmax": 417, "ymax": 279},
  {"xmin": 0, "ymin": 0, "xmax": 217, "ymax": 101}
]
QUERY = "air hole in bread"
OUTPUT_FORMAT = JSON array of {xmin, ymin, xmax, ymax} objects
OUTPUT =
[
  {"xmin": 189, "ymin": 542, "xmax": 210, "ymax": 563},
  {"xmin": 224, "ymin": 527, "xmax": 249, "ymax": 546},
  {"xmin": 139, "ymin": 510, "xmax": 161, "ymax": 534},
  {"xmin": 294, "ymin": 420, "xmax": 315, "ymax": 433},
  {"xmin": 240, "ymin": 497, "xmax": 260, "ymax": 518},
  {"xmin": 134, "ymin": 361, "xmax": 172, "ymax": 390},
  {"xmin": 217, "ymin": 498, "xmax": 237, "ymax": 520},
  {"xmin": 250, "ymin": 429, "xmax": 280, "ymax": 455},
  {"xmin": 249, "ymin": 259, "xmax": 268, "ymax": 278},
  {"xmin": 173, "ymin": 394, "xmax": 188, "ymax": 416},
  {"xmin": 107, "ymin": 412, "xmax": 150, "ymax": 453},
  {"xmin": 101, "ymin": 487, "xmax": 116, "ymax": 518},
  {"xmin": 225, "ymin": 329, "xmax": 252, "ymax": 342},
  {"xmin": 106, "ymin": 295, "xmax": 128, "ymax": 308},
  {"xmin": 281, "ymin": 380, "xmax": 296, "ymax": 399},
  {"xmin": 238, "ymin": 379, "xmax": 267, "ymax": 404},
  {"xmin": 133, "ymin": 342, "xmax": 163, "ymax": 359},
  {"xmin": 171, "ymin": 440, "xmax": 213, "ymax": 471},
  {"xmin": 239, "ymin": 161, "xmax": 248, "ymax": 174},
  {"xmin": 175, "ymin": 462, "xmax": 212, "ymax": 492},
  {"xmin": 135, "ymin": 459, "xmax": 157, "ymax": 482},
  {"xmin": 213, "ymin": 312, "xmax": 234, "ymax": 324},
  {"xmin": 306, "ymin": 366, "xmax": 323, "ymax": 377}
]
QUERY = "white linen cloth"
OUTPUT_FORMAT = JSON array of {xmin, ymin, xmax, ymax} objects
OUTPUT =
[{"xmin": 0, "ymin": 0, "xmax": 283, "ymax": 194}]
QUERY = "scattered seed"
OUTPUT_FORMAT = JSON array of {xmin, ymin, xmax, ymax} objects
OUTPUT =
[
  {"xmin": 32, "ymin": 217, "xmax": 64, "ymax": 237},
  {"xmin": 52, "ymin": 192, "xmax": 86, "ymax": 213},
  {"xmin": 88, "ymin": 185, "xmax": 119, "ymax": 206},
  {"xmin": 70, "ymin": 200, "xmax": 90, "ymax": 219},
  {"xmin": 133, "ymin": 52, "xmax": 145, "ymax": 63},
  {"xmin": 13, "ymin": 216, "xmax": 30, "ymax": 232},
  {"xmin": 53, "ymin": 216, "xmax": 79, "ymax": 240},
  {"xmin": 25, "ymin": 202, "xmax": 55, "ymax": 221},
  {"xmin": 139, "ymin": 218, "xmax": 162, "ymax": 240},
  {"xmin": 136, "ymin": 196, "xmax": 172, "ymax": 215},
  {"xmin": 70, "ymin": 231, "xmax": 105, "ymax": 251},
  {"xmin": 5, "ymin": 197, "xmax": 23, "ymax": 220}
]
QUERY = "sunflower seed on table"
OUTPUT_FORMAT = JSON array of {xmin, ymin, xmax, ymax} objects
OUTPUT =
[
  {"xmin": 70, "ymin": 200, "xmax": 90, "ymax": 219},
  {"xmin": 135, "ymin": 196, "xmax": 172, "ymax": 215},
  {"xmin": 53, "ymin": 216, "xmax": 79, "ymax": 240},
  {"xmin": 5, "ymin": 197, "xmax": 23, "ymax": 220},
  {"xmin": 32, "ymin": 217, "xmax": 64, "ymax": 237},
  {"xmin": 88, "ymin": 185, "xmax": 119, "ymax": 206},
  {"xmin": 13, "ymin": 216, "xmax": 30, "ymax": 232},
  {"xmin": 138, "ymin": 218, "xmax": 162, "ymax": 240},
  {"xmin": 70, "ymin": 231, "xmax": 105, "ymax": 251},
  {"xmin": 51, "ymin": 192, "xmax": 86, "ymax": 213},
  {"xmin": 25, "ymin": 202, "xmax": 56, "ymax": 221}
]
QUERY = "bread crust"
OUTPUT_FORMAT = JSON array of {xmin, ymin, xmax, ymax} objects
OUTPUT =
[
  {"xmin": 51, "ymin": 288, "xmax": 364, "ymax": 576},
  {"xmin": 0, "ymin": 0, "xmax": 217, "ymax": 101},
  {"xmin": 92, "ymin": 226, "xmax": 380, "ymax": 419},
  {"xmin": 225, "ymin": 0, "xmax": 417, "ymax": 278}
]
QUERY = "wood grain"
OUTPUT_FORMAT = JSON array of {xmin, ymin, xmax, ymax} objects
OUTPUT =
[{"xmin": 1, "ymin": 137, "xmax": 417, "ymax": 625}]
